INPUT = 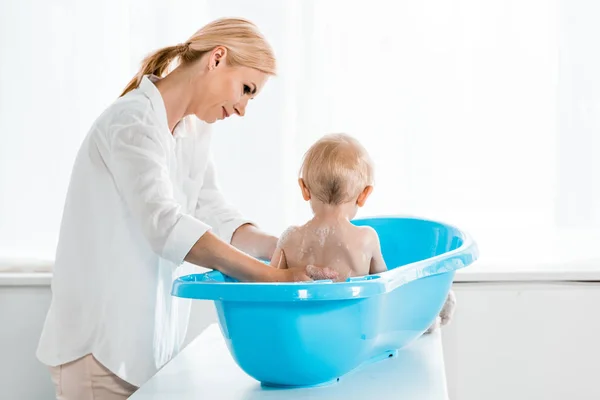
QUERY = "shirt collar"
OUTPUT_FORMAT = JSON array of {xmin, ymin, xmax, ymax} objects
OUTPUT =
[
  {"xmin": 138, "ymin": 75, "xmax": 191, "ymax": 139},
  {"xmin": 137, "ymin": 75, "xmax": 170, "ymax": 134}
]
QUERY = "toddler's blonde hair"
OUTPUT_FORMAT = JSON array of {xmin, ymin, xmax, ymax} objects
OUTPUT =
[{"xmin": 300, "ymin": 133, "xmax": 374, "ymax": 205}]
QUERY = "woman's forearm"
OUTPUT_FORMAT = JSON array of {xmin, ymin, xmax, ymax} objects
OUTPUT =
[
  {"xmin": 184, "ymin": 230, "xmax": 339, "ymax": 282},
  {"xmin": 184, "ymin": 230, "xmax": 278, "ymax": 282},
  {"xmin": 230, "ymin": 224, "xmax": 278, "ymax": 260}
]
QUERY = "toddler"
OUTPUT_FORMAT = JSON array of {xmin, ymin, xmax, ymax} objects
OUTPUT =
[
  {"xmin": 270, "ymin": 133, "xmax": 387, "ymax": 281},
  {"xmin": 270, "ymin": 133, "xmax": 456, "ymax": 332}
]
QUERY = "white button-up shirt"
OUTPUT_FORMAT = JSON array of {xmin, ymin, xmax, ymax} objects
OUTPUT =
[{"xmin": 37, "ymin": 76, "xmax": 249, "ymax": 386}]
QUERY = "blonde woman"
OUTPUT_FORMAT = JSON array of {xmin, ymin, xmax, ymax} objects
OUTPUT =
[{"xmin": 37, "ymin": 18, "xmax": 337, "ymax": 399}]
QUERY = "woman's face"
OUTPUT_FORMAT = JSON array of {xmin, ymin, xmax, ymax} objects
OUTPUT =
[{"xmin": 192, "ymin": 47, "xmax": 270, "ymax": 123}]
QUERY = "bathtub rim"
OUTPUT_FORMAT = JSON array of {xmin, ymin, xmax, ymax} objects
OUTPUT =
[{"xmin": 171, "ymin": 215, "xmax": 478, "ymax": 302}]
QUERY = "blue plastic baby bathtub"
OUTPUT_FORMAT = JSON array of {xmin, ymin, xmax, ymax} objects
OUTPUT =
[{"xmin": 172, "ymin": 216, "xmax": 478, "ymax": 388}]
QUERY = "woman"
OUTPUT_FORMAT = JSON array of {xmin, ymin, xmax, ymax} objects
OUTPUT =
[{"xmin": 37, "ymin": 17, "xmax": 336, "ymax": 399}]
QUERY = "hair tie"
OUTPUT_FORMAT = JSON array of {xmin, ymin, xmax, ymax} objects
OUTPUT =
[{"xmin": 178, "ymin": 42, "xmax": 190, "ymax": 53}]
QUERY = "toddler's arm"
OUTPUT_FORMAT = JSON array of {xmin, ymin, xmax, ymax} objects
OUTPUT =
[
  {"xmin": 269, "ymin": 226, "xmax": 297, "ymax": 270},
  {"xmin": 367, "ymin": 228, "xmax": 387, "ymax": 274},
  {"xmin": 270, "ymin": 248, "xmax": 288, "ymax": 269}
]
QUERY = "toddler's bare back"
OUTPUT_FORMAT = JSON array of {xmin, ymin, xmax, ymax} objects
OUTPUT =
[{"xmin": 277, "ymin": 219, "xmax": 385, "ymax": 281}]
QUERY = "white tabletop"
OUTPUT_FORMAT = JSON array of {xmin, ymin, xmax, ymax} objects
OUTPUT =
[{"xmin": 131, "ymin": 324, "xmax": 448, "ymax": 400}]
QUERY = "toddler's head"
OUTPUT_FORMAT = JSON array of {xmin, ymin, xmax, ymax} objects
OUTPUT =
[{"xmin": 299, "ymin": 133, "xmax": 374, "ymax": 213}]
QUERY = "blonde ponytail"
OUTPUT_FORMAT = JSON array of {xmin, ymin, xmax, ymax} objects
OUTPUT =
[
  {"xmin": 120, "ymin": 18, "xmax": 276, "ymax": 97},
  {"xmin": 120, "ymin": 44, "xmax": 186, "ymax": 96}
]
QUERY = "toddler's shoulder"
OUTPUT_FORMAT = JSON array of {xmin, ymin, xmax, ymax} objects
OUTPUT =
[
  {"xmin": 355, "ymin": 225, "xmax": 379, "ymax": 239},
  {"xmin": 353, "ymin": 225, "xmax": 382, "ymax": 250},
  {"xmin": 278, "ymin": 225, "xmax": 303, "ymax": 247}
]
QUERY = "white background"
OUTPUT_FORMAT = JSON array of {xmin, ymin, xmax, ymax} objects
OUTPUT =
[{"xmin": 1, "ymin": 0, "xmax": 599, "ymax": 269}]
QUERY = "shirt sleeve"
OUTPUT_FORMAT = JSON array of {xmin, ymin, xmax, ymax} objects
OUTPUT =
[
  {"xmin": 104, "ymin": 113, "xmax": 210, "ymax": 264},
  {"xmin": 194, "ymin": 159, "xmax": 253, "ymax": 245}
]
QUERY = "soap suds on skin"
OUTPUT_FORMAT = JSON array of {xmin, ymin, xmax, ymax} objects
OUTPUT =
[
  {"xmin": 315, "ymin": 226, "xmax": 331, "ymax": 247},
  {"xmin": 278, "ymin": 226, "xmax": 297, "ymax": 248},
  {"xmin": 298, "ymin": 229, "xmax": 309, "ymax": 259},
  {"xmin": 279, "ymin": 220, "xmax": 374, "ymax": 279}
]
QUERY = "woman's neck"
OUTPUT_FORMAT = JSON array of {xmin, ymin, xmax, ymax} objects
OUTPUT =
[{"xmin": 154, "ymin": 66, "xmax": 200, "ymax": 133}]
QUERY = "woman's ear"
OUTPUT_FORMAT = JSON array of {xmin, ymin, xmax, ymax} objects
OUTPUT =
[
  {"xmin": 298, "ymin": 178, "xmax": 311, "ymax": 201},
  {"xmin": 357, "ymin": 186, "xmax": 373, "ymax": 207},
  {"xmin": 209, "ymin": 46, "xmax": 227, "ymax": 69}
]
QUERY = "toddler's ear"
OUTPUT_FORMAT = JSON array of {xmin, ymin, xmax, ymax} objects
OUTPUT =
[
  {"xmin": 357, "ymin": 186, "xmax": 373, "ymax": 207},
  {"xmin": 298, "ymin": 178, "xmax": 311, "ymax": 201}
]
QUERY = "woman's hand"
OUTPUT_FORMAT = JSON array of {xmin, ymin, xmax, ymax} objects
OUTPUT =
[
  {"xmin": 271, "ymin": 266, "xmax": 338, "ymax": 282},
  {"xmin": 268, "ymin": 250, "xmax": 339, "ymax": 282},
  {"xmin": 425, "ymin": 290, "xmax": 457, "ymax": 334}
]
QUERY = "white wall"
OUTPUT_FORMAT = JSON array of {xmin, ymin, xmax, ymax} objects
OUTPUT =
[
  {"xmin": 0, "ymin": 0, "xmax": 136, "ymax": 259},
  {"xmin": 5, "ymin": 277, "xmax": 600, "ymax": 399},
  {"xmin": 0, "ymin": 281, "xmax": 54, "ymax": 399},
  {"xmin": 0, "ymin": 276, "xmax": 217, "ymax": 400},
  {"xmin": 4, "ymin": 0, "xmax": 600, "ymax": 261},
  {"xmin": 443, "ymin": 282, "xmax": 600, "ymax": 400}
]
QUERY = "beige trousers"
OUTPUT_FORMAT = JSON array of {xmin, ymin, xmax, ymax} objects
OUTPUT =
[{"xmin": 49, "ymin": 354, "xmax": 138, "ymax": 400}]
